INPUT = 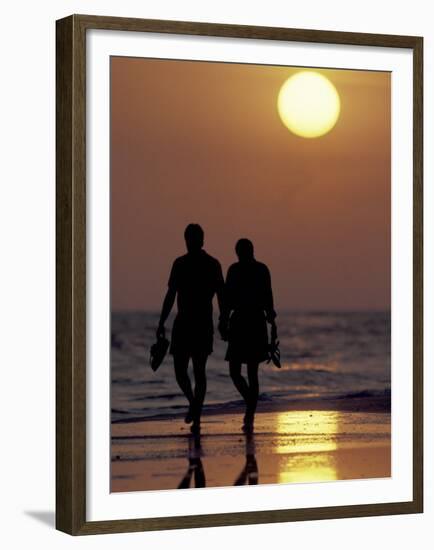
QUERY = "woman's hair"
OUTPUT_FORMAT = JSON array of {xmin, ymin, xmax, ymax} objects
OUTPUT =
[{"xmin": 235, "ymin": 238, "xmax": 254, "ymax": 261}]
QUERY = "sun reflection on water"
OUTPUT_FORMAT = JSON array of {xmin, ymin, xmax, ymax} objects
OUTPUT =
[{"xmin": 274, "ymin": 410, "xmax": 340, "ymax": 484}]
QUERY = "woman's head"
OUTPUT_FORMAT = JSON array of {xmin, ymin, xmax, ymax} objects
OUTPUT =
[{"xmin": 235, "ymin": 238, "xmax": 254, "ymax": 262}]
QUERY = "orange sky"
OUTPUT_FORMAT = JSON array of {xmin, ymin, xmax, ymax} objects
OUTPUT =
[{"xmin": 111, "ymin": 57, "xmax": 390, "ymax": 311}]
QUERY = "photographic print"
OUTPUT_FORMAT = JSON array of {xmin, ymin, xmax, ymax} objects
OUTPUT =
[
  {"xmin": 110, "ymin": 57, "xmax": 391, "ymax": 493},
  {"xmin": 56, "ymin": 15, "xmax": 423, "ymax": 534}
]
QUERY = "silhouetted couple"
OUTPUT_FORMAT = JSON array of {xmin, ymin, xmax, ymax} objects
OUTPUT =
[{"xmin": 157, "ymin": 224, "xmax": 277, "ymax": 434}]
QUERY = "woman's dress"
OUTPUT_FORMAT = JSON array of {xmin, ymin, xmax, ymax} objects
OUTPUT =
[{"xmin": 224, "ymin": 260, "xmax": 276, "ymax": 364}]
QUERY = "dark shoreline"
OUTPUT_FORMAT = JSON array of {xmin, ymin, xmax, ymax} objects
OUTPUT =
[{"xmin": 112, "ymin": 393, "xmax": 390, "ymax": 425}]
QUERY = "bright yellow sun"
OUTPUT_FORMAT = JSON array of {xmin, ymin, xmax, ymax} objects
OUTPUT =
[{"xmin": 277, "ymin": 71, "xmax": 341, "ymax": 138}]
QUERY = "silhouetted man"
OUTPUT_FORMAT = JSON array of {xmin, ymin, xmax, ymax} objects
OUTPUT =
[{"xmin": 157, "ymin": 224, "xmax": 225, "ymax": 433}]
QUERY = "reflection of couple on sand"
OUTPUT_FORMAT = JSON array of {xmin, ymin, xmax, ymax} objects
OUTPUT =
[
  {"xmin": 177, "ymin": 432, "xmax": 258, "ymax": 489},
  {"xmin": 156, "ymin": 223, "xmax": 277, "ymax": 434}
]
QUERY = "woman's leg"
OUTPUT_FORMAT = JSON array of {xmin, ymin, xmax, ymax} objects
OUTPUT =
[
  {"xmin": 229, "ymin": 360, "xmax": 250, "ymax": 404},
  {"xmin": 230, "ymin": 361, "xmax": 254, "ymax": 431},
  {"xmin": 246, "ymin": 362, "xmax": 259, "ymax": 425}
]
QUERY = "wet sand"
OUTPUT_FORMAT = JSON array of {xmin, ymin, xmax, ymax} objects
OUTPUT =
[{"xmin": 111, "ymin": 401, "xmax": 391, "ymax": 492}]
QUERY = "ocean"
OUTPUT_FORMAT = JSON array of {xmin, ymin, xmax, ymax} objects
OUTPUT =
[{"xmin": 111, "ymin": 310, "xmax": 390, "ymax": 423}]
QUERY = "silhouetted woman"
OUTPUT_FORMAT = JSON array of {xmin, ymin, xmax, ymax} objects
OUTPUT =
[{"xmin": 222, "ymin": 239, "xmax": 277, "ymax": 432}]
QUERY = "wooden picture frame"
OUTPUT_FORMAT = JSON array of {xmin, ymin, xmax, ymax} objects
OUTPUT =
[{"xmin": 56, "ymin": 14, "xmax": 423, "ymax": 535}]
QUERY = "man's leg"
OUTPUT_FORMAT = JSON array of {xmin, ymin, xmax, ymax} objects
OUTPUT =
[
  {"xmin": 191, "ymin": 353, "xmax": 208, "ymax": 430},
  {"xmin": 173, "ymin": 353, "xmax": 194, "ymax": 412}
]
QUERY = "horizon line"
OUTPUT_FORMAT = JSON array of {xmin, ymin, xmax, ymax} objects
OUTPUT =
[{"xmin": 111, "ymin": 307, "xmax": 391, "ymax": 314}]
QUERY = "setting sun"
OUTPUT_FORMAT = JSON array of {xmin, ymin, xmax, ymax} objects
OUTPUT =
[{"xmin": 277, "ymin": 71, "xmax": 341, "ymax": 138}]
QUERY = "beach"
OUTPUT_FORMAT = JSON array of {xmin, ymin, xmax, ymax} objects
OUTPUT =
[
  {"xmin": 111, "ymin": 394, "xmax": 391, "ymax": 492},
  {"xmin": 111, "ymin": 310, "xmax": 390, "ymax": 491}
]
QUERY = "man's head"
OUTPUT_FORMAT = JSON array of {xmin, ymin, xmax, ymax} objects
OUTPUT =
[
  {"xmin": 184, "ymin": 223, "xmax": 204, "ymax": 253},
  {"xmin": 235, "ymin": 238, "xmax": 254, "ymax": 262}
]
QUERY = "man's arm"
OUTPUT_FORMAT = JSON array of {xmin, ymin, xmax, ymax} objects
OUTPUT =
[
  {"xmin": 157, "ymin": 287, "xmax": 176, "ymax": 338},
  {"xmin": 216, "ymin": 263, "xmax": 226, "ymax": 319},
  {"xmin": 215, "ymin": 262, "xmax": 229, "ymax": 340},
  {"xmin": 157, "ymin": 260, "xmax": 178, "ymax": 338},
  {"xmin": 264, "ymin": 265, "xmax": 276, "ymax": 324}
]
